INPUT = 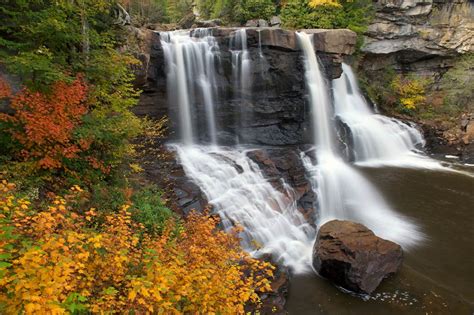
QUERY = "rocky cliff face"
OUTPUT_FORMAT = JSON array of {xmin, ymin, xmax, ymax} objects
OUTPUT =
[
  {"xmin": 133, "ymin": 27, "xmax": 357, "ymax": 146},
  {"xmin": 361, "ymin": 0, "xmax": 472, "ymax": 91},
  {"xmin": 360, "ymin": 0, "xmax": 473, "ymax": 160}
]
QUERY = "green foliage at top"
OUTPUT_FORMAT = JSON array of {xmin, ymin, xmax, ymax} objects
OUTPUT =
[{"xmin": 281, "ymin": 0, "xmax": 374, "ymax": 34}]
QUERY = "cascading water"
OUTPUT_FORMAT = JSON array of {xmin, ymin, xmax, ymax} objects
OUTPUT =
[
  {"xmin": 161, "ymin": 29, "xmax": 220, "ymax": 145},
  {"xmin": 163, "ymin": 29, "xmax": 315, "ymax": 272},
  {"xmin": 230, "ymin": 29, "xmax": 251, "ymax": 96},
  {"xmin": 297, "ymin": 32, "xmax": 423, "ymax": 248},
  {"xmin": 333, "ymin": 64, "xmax": 443, "ymax": 168},
  {"xmin": 175, "ymin": 145, "xmax": 315, "ymax": 273}
]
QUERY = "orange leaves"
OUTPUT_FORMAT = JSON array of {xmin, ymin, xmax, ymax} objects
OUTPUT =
[
  {"xmin": 0, "ymin": 77, "xmax": 12, "ymax": 99},
  {"xmin": 0, "ymin": 181, "xmax": 275, "ymax": 314},
  {"xmin": 0, "ymin": 76, "xmax": 89, "ymax": 170}
]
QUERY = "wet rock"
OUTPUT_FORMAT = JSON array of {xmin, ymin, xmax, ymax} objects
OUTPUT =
[{"xmin": 313, "ymin": 220, "xmax": 403, "ymax": 294}]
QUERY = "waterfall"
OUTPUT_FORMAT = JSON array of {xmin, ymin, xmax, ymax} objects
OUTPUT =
[
  {"xmin": 333, "ymin": 64, "xmax": 443, "ymax": 168},
  {"xmin": 297, "ymin": 32, "xmax": 423, "ymax": 248},
  {"xmin": 161, "ymin": 29, "xmax": 219, "ymax": 145},
  {"xmin": 230, "ymin": 29, "xmax": 251, "ymax": 96},
  {"xmin": 163, "ymin": 28, "xmax": 315, "ymax": 272},
  {"xmin": 175, "ymin": 145, "xmax": 315, "ymax": 273}
]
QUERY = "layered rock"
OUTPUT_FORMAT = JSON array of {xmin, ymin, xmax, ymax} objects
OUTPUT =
[
  {"xmin": 313, "ymin": 220, "xmax": 403, "ymax": 294},
  {"xmin": 363, "ymin": 0, "xmax": 473, "ymax": 58},
  {"xmin": 361, "ymin": 0, "xmax": 473, "ymax": 89}
]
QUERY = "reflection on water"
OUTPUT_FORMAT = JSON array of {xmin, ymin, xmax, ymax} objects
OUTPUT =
[{"xmin": 287, "ymin": 165, "xmax": 474, "ymax": 314}]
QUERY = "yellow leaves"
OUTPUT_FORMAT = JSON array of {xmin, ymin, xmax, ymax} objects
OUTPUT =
[
  {"xmin": 308, "ymin": 0, "xmax": 345, "ymax": 8},
  {"xmin": 0, "ymin": 182, "xmax": 275, "ymax": 314},
  {"xmin": 391, "ymin": 74, "xmax": 429, "ymax": 111}
]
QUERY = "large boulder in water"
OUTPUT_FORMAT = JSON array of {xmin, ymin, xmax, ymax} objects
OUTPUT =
[{"xmin": 313, "ymin": 220, "xmax": 403, "ymax": 294}]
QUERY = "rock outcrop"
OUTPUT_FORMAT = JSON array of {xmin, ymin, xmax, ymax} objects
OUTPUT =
[
  {"xmin": 361, "ymin": 0, "xmax": 473, "ymax": 91},
  {"xmin": 313, "ymin": 220, "xmax": 403, "ymax": 294},
  {"xmin": 363, "ymin": 0, "xmax": 473, "ymax": 58}
]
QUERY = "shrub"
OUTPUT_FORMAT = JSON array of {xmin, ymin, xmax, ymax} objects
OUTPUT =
[
  {"xmin": 0, "ymin": 76, "xmax": 89, "ymax": 170},
  {"xmin": 0, "ymin": 180, "xmax": 274, "ymax": 314},
  {"xmin": 391, "ymin": 74, "xmax": 430, "ymax": 113}
]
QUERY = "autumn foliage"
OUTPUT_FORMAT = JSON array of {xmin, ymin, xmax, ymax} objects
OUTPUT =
[
  {"xmin": 391, "ymin": 74, "xmax": 428, "ymax": 111},
  {"xmin": 0, "ymin": 180, "xmax": 274, "ymax": 314},
  {"xmin": 0, "ymin": 77, "xmax": 90, "ymax": 170}
]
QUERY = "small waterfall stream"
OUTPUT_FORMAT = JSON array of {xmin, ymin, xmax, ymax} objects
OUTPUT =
[
  {"xmin": 297, "ymin": 32, "xmax": 423, "ymax": 247},
  {"xmin": 334, "ymin": 64, "xmax": 444, "ymax": 169},
  {"xmin": 161, "ymin": 29, "xmax": 220, "ymax": 145}
]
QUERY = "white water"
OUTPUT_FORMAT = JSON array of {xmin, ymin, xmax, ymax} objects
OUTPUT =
[
  {"xmin": 230, "ymin": 29, "xmax": 251, "ymax": 96},
  {"xmin": 174, "ymin": 145, "xmax": 315, "ymax": 273},
  {"xmin": 297, "ymin": 32, "xmax": 423, "ymax": 248},
  {"xmin": 161, "ymin": 29, "xmax": 220, "ymax": 145},
  {"xmin": 334, "ymin": 64, "xmax": 445, "ymax": 169},
  {"xmin": 164, "ymin": 29, "xmax": 315, "ymax": 272}
]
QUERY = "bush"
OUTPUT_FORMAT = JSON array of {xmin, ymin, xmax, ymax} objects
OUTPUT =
[
  {"xmin": 0, "ymin": 180, "xmax": 274, "ymax": 314},
  {"xmin": 391, "ymin": 74, "xmax": 430, "ymax": 114},
  {"xmin": 131, "ymin": 185, "xmax": 175, "ymax": 235}
]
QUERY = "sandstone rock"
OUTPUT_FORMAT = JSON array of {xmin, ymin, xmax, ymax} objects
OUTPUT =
[
  {"xmin": 363, "ymin": 0, "xmax": 473, "ymax": 56},
  {"xmin": 194, "ymin": 19, "xmax": 222, "ymax": 28},
  {"xmin": 270, "ymin": 16, "xmax": 282, "ymax": 28},
  {"xmin": 303, "ymin": 29, "xmax": 357, "ymax": 55},
  {"xmin": 313, "ymin": 220, "xmax": 403, "ymax": 294},
  {"xmin": 257, "ymin": 19, "xmax": 268, "ymax": 27},
  {"xmin": 245, "ymin": 19, "xmax": 259, "ymax": 27}
]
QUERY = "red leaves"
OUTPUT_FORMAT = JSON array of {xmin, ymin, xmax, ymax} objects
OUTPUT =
[{"xmin": 0, "ymin": 76, "xmax": 89, "ymax": 169}]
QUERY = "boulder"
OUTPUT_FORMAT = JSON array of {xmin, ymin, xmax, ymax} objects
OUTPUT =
[{"xmin": 313, "ymin": 220, "xmax": 403, "ymax": 294}]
